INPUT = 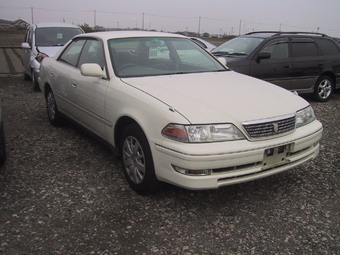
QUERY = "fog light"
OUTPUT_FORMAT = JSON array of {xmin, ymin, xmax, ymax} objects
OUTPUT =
[{"xmin": 172, "ymin": 165, "xmax": 211, "ymax": 176}]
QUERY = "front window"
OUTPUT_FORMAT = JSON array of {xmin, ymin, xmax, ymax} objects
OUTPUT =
[
  {"xmin": 35, "ymin": 27, "xmax": 83, "ymax": 47},
  {"xmin": 58, "ymin": 39, "xmax": 86, "ymax": 67},
  {"xmin": 108, "ymin": 37, "xmax": 226, "ymax": 77},
  {"xmin": 212, "ymin": 37, "xmax": 264, "ymax": 56},
  {"xmin": 261, "ymin": 41, "xmax": 289, "ymax": 58}
]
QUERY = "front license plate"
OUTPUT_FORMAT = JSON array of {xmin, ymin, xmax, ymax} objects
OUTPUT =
[{"xmin": 262, "ymin": 144, "xmax": 291, "ymax": 169}]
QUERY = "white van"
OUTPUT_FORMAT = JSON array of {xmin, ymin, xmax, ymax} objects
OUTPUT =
[{"xmin": 21, "ymin": 22, "xmax": 84, "ymax": 91}]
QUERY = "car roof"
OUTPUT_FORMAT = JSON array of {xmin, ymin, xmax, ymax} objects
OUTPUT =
[
  {"xmin": 242, "ymin": 31, "xmax": 330, "ymax": 39},
  {"xmin": 33, "ymin": 22, "xmax": 80, "ymax": 29},
  {"xmin": 73, "ymin": 31, "xmax": 187, "ymax": 40}
]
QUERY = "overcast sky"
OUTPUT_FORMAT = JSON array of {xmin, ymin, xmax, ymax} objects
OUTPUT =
[{"xmin": 1, "ymin": 0, "xmax": 340, "ymax": 37}]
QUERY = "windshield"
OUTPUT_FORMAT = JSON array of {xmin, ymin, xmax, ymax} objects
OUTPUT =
[
  {"xmin": 212, "ymin": 37, "xmax": 264, "ymax": 56},
  {"xmin": 35, "ymin": 27, "xmax": 83, "ymax": 47},
  {"xmin": 108, "ymin": 37, "xmax": 227, "ymax": 77}
]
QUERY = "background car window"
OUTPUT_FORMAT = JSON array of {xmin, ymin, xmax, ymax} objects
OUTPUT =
[
  {"xmin": 212, "ymin": 37, "xmax": 263, "ymax": 55},
  {"xmin": 291, "ymin": 42, "xmax": 318, "ymax": 57},
  {"xmin": 78, "ymin": 39, "xmax": 105, "ymax": 69},
  {"xmin": 35, "ymin": 27, "xmax": 83, "ymax": 47},
  {"xmin": 58, "ymin": 39, "xmax": 86, "ymax": 67},
  {"xmin": 26, "ymin": 28, "xmax": 32, "ymax": 46},
  {"xmin": 261, "ymin": 42, "xmax": 289, "ymax": 58}
]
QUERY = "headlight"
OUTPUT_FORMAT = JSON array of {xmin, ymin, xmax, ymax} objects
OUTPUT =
[
  {"xmin": 296, "ymin": 106, "xmax": 315, "ymax": 128},
  {"xmin": 162, "ymin": 123, "xmax": 245, "ymax": 143}
]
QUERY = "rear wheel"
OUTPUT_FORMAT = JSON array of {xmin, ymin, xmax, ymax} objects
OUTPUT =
[
  {"xmin": 120, "ymin": 123, "xmax": 162, "ymax": 194},
  {"xmin": 46, "ymin": 89, "xmax": 63, "ymax": 126},
  {"xmin": 314, "ymin": 75, "xmax": 333, "ymax": 102}
]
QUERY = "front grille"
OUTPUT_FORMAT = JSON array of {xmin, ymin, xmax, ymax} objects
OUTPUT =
[{"xmin": 242, "ymin": 113, "xmax": 296, "ymax": 139}]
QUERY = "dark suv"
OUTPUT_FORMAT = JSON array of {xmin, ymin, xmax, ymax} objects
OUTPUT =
[{"xmin": 212, "ymin": 32, "xmax": 340, "ymax": 101}]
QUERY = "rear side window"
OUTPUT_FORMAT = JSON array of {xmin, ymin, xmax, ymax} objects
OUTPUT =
[
  {"xmin": 315, "ymin": 39, "xmax": 340, "ymax": 55},
  {"xmin": 291, "ymin": 42, "xmax": 318, "ymax": 57}
]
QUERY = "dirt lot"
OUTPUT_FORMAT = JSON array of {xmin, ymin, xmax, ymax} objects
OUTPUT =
[{"xmin": 0, "ymin": 30, "xmax": 339, "ymax": 254}]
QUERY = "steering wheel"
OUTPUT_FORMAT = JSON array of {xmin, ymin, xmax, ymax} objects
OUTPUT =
[{"xmin": 118, "ymin": 63, "xmax": 138, "ymax": 72}]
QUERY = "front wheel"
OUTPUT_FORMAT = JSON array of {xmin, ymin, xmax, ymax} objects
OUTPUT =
[
  {"xmin": 31, "ymin": 70, "xmax": 40, "ymax": 92},
  {"xmin": 46, "ymin": 89, "xmax": 63, "ymax": 126},
  {"xmin": 314, "ymin": 75, "xmax": 333, "ymax": 102},
  {"xmin": 120, "ymin": 123, "xmax": 162, "ymax": 194}
]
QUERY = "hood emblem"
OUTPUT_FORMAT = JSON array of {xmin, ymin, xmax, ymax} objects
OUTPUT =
[
  {"xmin": 169, "ymin": 106, "xmax": 176, "ymax": 112},
  {"xmin": 273, "ymin": 123, "xmax": 279, "ymax": 133}
]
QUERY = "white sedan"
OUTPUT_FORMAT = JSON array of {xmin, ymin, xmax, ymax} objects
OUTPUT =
[{"xmin": 38, "ymin": 31, "xmax": 323, "ymax": 194}]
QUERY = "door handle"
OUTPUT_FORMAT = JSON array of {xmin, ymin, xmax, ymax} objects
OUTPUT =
[{"xmin": 71, "ymin": 83, "xmax": 77, "ymax": 88}]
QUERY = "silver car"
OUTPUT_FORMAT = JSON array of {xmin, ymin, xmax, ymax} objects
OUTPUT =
[{"xmin": 21, "ymin": 22, "xmax": 84, "ymax": 91}]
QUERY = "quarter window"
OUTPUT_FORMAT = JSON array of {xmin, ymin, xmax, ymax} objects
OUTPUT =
[{"xmin": 316, "ymin": 39, "xmax": 340, "ymax": 55}]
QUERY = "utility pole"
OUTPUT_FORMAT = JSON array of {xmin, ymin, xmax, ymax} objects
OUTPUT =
[
  {"xmin": 142, "ymin": 13, "xmax": 145, "ymax": 30},
  {"xmin": 94, "ymin": 10, "xmax": 96, "ymax": 31},
  {"xmin": 31, "ymin": 7, "xmax": 34, "ymax": 23},
  {"xmin": 239, "ymin": 20, "xmax": 241, "ymax": 35},
  {"xmin": 198, "ymin": 16, "xmax": 201, "ymax": 36}
]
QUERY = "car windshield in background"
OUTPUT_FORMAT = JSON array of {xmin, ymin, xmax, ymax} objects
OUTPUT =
[
  {"xmin": 212, "ymin": 37, "xmax": 264, "ymax": 57},
  {"xmin": 35, "ymin": 27, "xmax": 84, "ymax": 47},
  {"xmin": 108, "ymin": 37, "xmax": 226, "ymax": 77}
]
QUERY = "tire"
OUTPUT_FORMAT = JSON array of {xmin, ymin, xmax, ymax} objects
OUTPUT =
[
  {"xmin": 0, "ymin": 120, "xmax": 6, "ymax": 166},
  {"xmin": 120, "ymin": 123, "xmax": 162, "ymax": 194},
  {"xmin": 46, "ymin": 88, "xmax": 63, "ymax": 126},
  {"xmin": 314, "ymin": 75, "xmax": 333, "ymax": 102},
  {"xmin": 31, "ymin": 70, "xmax": 40, "ymax": 91},
  {"xmin": 24, "ymin": 72, "xmax": 30, "ymax": 81}
]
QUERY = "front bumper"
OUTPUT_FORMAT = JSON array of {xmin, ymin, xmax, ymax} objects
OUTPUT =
[{"xmin": 151, "ymin": 120, "xmax": 323, "ymax": 190}]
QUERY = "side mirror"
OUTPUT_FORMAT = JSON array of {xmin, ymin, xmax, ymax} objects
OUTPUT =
[
  {"xmin": 80, "ymin": 63, "xmax": 105, "ymax": 78},
  {"xmin": 257, "ymin": 52, "xmax": 271, "ymax": 60},
  {"xmin": 21, "ymin": 42, "xmax": 30, "ymax": 49},
  {"xmin": 217, "ymin": 57, "xmax": 227, "ymax": 66}
]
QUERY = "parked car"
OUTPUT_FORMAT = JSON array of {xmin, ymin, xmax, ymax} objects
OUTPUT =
[
  {"xmin": 190, "ymin": 37, "xmax": 216, "ymax": 51},
  {"xmin": 0, "ymin": 99, "xmax": 6, "ymax": 166},
  {"xmin": 211, "ymin": 31, "xmax": 340, "ymax": 102},
  {"xmin": 21, "ymin": 22, "xmax": 84, "ymax": 91},
  {"xmin": 38, "ymin": 31, "xmax": 323, "ymax": 194}
]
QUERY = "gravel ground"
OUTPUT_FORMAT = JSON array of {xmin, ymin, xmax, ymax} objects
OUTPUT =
[{"xmin": 0, "ymin": 76, "xmax": 339, "ymax": 254}]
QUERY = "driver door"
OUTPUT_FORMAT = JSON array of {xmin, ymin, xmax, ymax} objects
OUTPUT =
[{"xmin": 250, "ymin": 38, "xmax": 292, "ymax": 90}]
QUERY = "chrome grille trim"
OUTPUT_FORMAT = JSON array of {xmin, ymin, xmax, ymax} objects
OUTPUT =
[{"xmin": 242, "ymin": 113, "xmax": 296, "ymax": 138}]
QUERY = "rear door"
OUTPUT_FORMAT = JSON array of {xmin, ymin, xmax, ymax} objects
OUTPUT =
[
  {"xmin": 290, "ymin": 38, "xmax": 325, "ymax": 92},
  {"xmin": 250, "ymin": 38, "xmax": 292, "ymax": 90}
]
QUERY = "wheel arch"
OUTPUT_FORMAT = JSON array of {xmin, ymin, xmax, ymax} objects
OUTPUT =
[
  {"xmin": 43, "ymin": 82, "xmax": 53, "ymax": 98},
  {"xmin": 320, "ymin": 71, "xmax": 336, "ymax": 85},
  {"xmin": 114, "ymin": 116, "xmax": 143, "ymax": 156}
]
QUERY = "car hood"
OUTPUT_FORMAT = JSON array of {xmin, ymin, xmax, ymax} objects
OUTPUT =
[
  {"xmin": 121, "ymin": 71, "xmax": 308, "ymax": 124},
  {"xmin": 36, "ymin": 46, "xmax": 63, "ymax": 57}
]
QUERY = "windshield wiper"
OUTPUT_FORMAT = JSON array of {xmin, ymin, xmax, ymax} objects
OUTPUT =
[
  {"xmin": 212, "ymin": 51, "xmax": 247, "ymax": 56},
  {"xmin": 227, "ymin": 52, "xmax": 247, "ymax": 56},
  {"xmin": 212, "ymin": 51, "xmax": 230, "ymax": 56}
]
